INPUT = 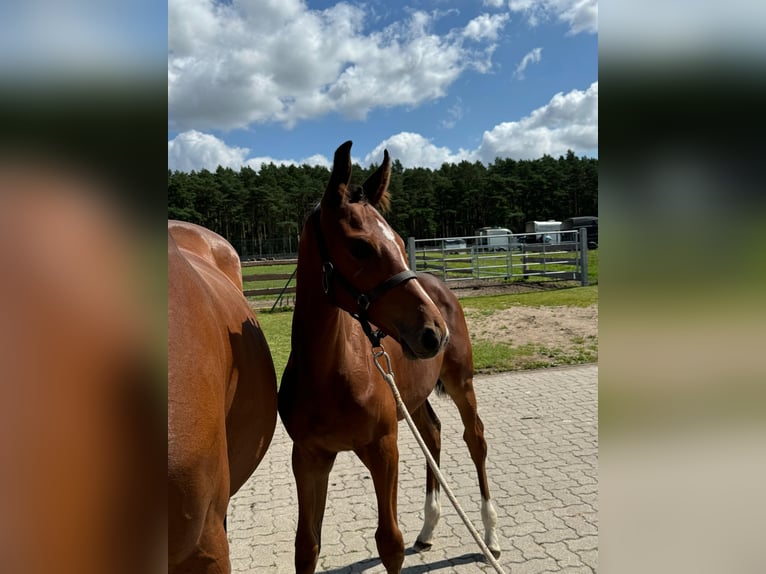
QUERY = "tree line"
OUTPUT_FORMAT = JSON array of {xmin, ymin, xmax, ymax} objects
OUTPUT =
[{"xmin": 168, "ymin": 150, "xmax": 597, "ymax": 258}]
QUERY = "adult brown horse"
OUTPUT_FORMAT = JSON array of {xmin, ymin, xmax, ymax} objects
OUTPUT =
[
  {"xmin": 168, "ymin": 220, "xmax": 278, "ymax": 573},
  {"xmin": 278, "ymin": 141, "xmax": 500, "ymax": 574}
]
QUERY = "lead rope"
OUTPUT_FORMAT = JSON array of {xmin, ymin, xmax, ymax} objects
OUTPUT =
[{"xmin": 372, "ymin": 345, "xmax": 507, "ymax": 574}]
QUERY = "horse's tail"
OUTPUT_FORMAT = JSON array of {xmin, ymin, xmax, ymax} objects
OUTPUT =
[{"xmin": 434, "ymin": 378, "xmax": 448, "ymax": 397}]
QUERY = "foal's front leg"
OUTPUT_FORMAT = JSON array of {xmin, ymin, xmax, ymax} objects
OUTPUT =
[
  {"xmin": 291, "ymin": 444, "xmax": 337, "ymax": 574},
  {"xmin": 355, "ymin": 432, "xmax": 404, "ymax": 574}
]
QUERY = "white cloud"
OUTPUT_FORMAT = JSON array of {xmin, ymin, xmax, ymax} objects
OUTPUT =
[
  {"xmin": 168, "ymin": 130, "xmax": 250, "ymax": 172},
  {"xmin": 170, "ymin": 83, "xmax": 597, "ymax": 172},
  {"xmin": 440, "ymin": 98, "xmax": 465, "ymax": 129},
  {"xmin": 363, "ymin": 133, "xmax": 470, "ymax": 169},
  {"xmin": 168, "ymin": 1, "xmax": 508, "ymax": 131},
  {"xmin": 476, "ymin": 81, "xmax": 598, "ymax": 162},
  {"xmin": 168, "ymin": 130, "xmax": 331, "ymax": 172},
  {"xmin": 514, "ymin": 47, "xmax": 543, "ymax": 79},
  {"xmin": 243, "ymin": 153, "xmax": 331, "ymax": 173},
  {"xmin": 507, "ymin": 0, "xmax": 597, "ymax": 35},
  {"xmin": 463, "ymin": 13, "xmax": 510, "ymax": 42},
  {"xmin": 371, "ymin": 82, "xmax": 598, "ymax": 167}
]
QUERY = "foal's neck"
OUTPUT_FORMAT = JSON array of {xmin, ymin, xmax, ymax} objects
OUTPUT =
[{"xmin": 291, "ymin": 242, "xmax": 355, "ymax": 360}]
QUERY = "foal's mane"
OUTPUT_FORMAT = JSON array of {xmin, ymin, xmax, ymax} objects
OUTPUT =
[{"xmin": 347, "ymin": 183, "xmax": 391, "ymax": 215}]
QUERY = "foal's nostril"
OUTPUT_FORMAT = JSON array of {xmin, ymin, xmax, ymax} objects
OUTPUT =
[{"xmin": 420, "ymin": 327, "xmax": 441, "ymax": 354}]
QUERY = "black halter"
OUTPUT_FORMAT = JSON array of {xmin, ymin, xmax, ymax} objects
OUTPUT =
[{"xmin": 311, "ymin": 205, "xmax": 417, "ymax": 347}]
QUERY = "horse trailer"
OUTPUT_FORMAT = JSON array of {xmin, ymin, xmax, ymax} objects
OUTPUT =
[
  {"xmin": 561, "ymin": 216, "xmax": 598, "ymax": 249},
  {"xmin": 525, "ymin": 220, "xmax": 562, "ymax": 243},
  {"xmin": 475, "ymin": 227, "xmax": 521, "ymax": 251}
]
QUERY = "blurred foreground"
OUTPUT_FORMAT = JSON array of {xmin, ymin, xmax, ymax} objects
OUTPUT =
[
  {"xmin": 0, "ymin": 167, "xmax": 165, "ymax": 574},
  {"xmin": 0, "ymin": 2, "xmax": 166, "ymax": 572},
  {"xmin": 600, "ymin": 2, "xmax": 766, "ymax": 572}
]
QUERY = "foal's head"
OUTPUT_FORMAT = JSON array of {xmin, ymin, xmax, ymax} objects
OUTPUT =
[{"xmin": 315, "ymin": 140, "xmax": 448, "ymax": 359}]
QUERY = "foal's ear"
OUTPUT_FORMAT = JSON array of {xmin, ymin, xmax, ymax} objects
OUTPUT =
[
  {"xmin": 322, "ymin": 140, "xmax": 353, "ymax": 209},
  {"xmin": 362, "ymin": 149, "xmax": 391, "ymax": 212}
]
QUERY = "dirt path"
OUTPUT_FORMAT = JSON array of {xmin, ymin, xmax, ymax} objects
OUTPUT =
[
  {"xmin": 453, "ymin": 281, "xmax": 598, "ymax": 371},
  {"xmin": 465, "ymin": 304, "xmax": 598, "ymax": 349}
]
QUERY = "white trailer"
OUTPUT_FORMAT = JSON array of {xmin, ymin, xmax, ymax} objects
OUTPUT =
[
  {"xmin": 525, "ymin": 220, "xmax": 561, "ymax": 243},
  {"xmin": 475, "ymin": 227, "xmax": 514, "ymax": 251}
]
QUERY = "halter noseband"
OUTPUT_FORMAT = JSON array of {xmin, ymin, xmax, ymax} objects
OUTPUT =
[{"xmin": 311, "ymin": 206, "xmax": 417, "ymax": 347}]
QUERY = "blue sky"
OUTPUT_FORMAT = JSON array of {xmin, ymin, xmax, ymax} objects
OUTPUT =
[{"xmin": 168, "ymin": 0, "xmax": 597, "ymax": 172}]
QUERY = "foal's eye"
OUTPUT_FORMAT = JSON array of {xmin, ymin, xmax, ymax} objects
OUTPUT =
[{"xmin": 350, "ymin": 239, "xmax": 376, "ymax": 260}]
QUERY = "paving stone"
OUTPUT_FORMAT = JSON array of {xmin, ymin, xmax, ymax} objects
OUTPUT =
[
  {"xmin": 512, "ymin": 534, "xmax": 549, "ymax": 560},
  {"xmin": 566, "ymin": 535, "xmax": 598, "ymax": 552},
  {"xmin": 543, "ymin": 541, "xmax": 584, "ymax": 568},
  {"xmin": 225, "ymin": 365, "xmax": 598, "ymax": 573},
  {"xmin": 508, "ymin": 556, "xmax": 560, "ymax": 574}
]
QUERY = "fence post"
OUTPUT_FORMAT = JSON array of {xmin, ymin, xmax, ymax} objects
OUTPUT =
[
  {"xmin": 521, "ymin": 245, "xmax": 528, "ymax": 278},
  {"xmin": 440, "ymin": 242, "xmax": 447, "ymax": 282},
  {"xmin": 579, "ymin": 228, "xmax": 589, "ymax": 286},
  {"xmin": 407, "ymin": 237, "xmax": 416, "ymax": 271}
]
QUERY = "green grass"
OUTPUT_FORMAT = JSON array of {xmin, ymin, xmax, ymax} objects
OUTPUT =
[
  {"xmin": 254, "ymin": 308, "xmax": 293, "ymax": 380},
  {"xmin": 586, "ymin": 248, "xmax": 598, "ymax": 285},
  {"xmin": 471, "ymin": 340, "xmax": 598, "ymax": 373},
  {"xmin": 460, "ymin": 284, "xmax": 599, "ymax": 309}
]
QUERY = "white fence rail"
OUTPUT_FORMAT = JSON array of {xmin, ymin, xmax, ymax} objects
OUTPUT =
[{"xmin": 406, "ymin": 229, "xmax": 589, "ymax": 286}]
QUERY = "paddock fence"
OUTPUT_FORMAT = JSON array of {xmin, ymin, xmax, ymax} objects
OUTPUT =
[
  {"xmin": 242, "ymin": 259, "xmax": 297, "ymax": 310},
  {"xmin": 407, "ymin": 229, "xmax": 589, "ymax": 286},
  {"xmin": 241, "ymin": 229, "xmax": 589, "ymax": 309}
]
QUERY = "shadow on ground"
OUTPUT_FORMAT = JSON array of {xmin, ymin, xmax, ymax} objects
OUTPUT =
[{"xmin": 319, "ymin": 547, "xmax": 487, "ymax": 573}]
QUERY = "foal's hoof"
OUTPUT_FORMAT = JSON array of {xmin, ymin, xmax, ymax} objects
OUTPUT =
[
  {"xmin": 489, "ymin": 549, "xmax": 501, "ymax": 559},
  {"xmin": 413, "ymin": 539, "xmax": 433, "ymax": 553}
]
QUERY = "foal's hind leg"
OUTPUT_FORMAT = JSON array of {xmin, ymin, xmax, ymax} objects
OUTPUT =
[
  {"xmin": 442, "ymin": 375, "xmax": 501, "ymax": 558},
  {"xmin": 411, "ymin": 399, "xmax": 442, "ymax": 552},
  {"xmin": 355, "ymin": 432, "xmax": 404, "ymax": 574},
  {"xmin": 291, "ymin": 444, "xmax": 337, "ymax": 574}
]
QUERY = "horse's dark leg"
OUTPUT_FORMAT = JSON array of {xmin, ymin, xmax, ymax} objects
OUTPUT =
[
  {"xmin": 442, "ymin": 376, "xmax": 501, "ymax": 558},
  {"xmin": 411, "ymin": 400, "xmax": 442, "ymax": 552},
  {"xmin": 291, "ymin": 444, "xmax": 336, "ymax": 574},
  {"xmin": 355, "ymin": 432, "xmax": 404, "ymax": 574}
]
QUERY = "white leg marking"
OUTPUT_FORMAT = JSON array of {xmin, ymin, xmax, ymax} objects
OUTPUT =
[
  {"xmin": 482, "ymin": 498, "xmax": 501, "ymax": 554},
  {"xmin": 416, "ymin": 490, "xmax": 441, "ymax": 546}
]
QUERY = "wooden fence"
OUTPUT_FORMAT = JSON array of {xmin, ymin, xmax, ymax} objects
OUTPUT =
[{"xmin": 242, "ymin": 259, "xmax": 297, "ymax": 309}]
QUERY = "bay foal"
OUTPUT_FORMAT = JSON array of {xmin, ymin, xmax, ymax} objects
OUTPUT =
[{"xmin": 278, "ymin": 141, "xmax": 500, "ymax": 573}]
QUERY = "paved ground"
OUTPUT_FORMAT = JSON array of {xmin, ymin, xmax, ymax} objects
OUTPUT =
[{"xmin": 228, "ymin": 364, "xmax": 598, "ymax": 573}]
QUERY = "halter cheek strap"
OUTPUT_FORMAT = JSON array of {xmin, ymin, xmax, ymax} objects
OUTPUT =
[{"xmin": 311, "ymin": 206, "xmax": 417, "ymax": 346}]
